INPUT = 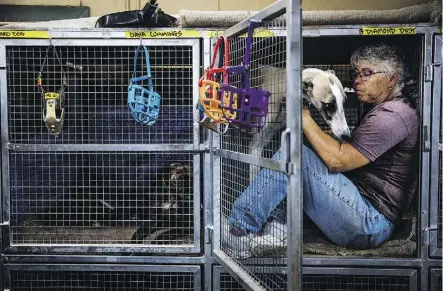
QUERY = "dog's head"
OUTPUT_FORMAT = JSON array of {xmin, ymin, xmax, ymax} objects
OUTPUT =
[{"xmin": 302, "ymin": 68, "xmax": 351, "ymax": 141}]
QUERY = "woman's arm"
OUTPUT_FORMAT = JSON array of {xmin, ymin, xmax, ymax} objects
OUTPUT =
[{"xmin": 302, "ymin": 108, "xmax": 370, "ymax": 172}]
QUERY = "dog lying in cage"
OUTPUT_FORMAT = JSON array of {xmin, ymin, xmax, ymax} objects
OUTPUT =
[
  {"xmin": 248, "ymin": 66, "xmax": 351, "ymax": 180},
  {"xmin": 10, "ymin": 150, "xmax": 193, "ymax": 244},
  {"xmin": 131, "ymin": 162, "xmax": 194, "ymax": 244}
]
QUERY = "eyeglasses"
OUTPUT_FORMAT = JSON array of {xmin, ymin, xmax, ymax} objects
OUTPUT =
[{"xmin": 350, "ymin": 68, "xmax": 386, "ymax": 80}]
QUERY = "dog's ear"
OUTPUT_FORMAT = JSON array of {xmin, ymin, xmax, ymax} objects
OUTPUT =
[
  {"xmin": 327, "ymin": 76, "xmax": 335, "ymax": 86},
  {"xmin": 326, "ymin": 69, "xmax": 336, "ymax": 75}
]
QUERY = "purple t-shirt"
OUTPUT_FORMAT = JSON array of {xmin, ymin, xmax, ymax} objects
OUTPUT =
[{"xmin": 345, "ymin": 97, "xmax": 420, "ymax": 224}]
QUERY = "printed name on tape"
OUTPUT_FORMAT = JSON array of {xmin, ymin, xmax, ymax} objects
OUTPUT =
[
  {"xmin": 125, "ymin": 30, "xmax": 202, "ymax": 38},
  {"xmin": 45, "ymin": 92, "xmax": 60, "ymax": 99},
  {"xmin": 360, "ymin": 27, "xmax": 416, "ymax": 35},
  {"xmin": 0, "ymin": 30, "xmax": 51, "ymax": 38}
]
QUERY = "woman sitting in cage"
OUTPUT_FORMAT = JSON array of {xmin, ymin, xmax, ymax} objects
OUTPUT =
[{"xmin": 226, "ymin": 43, "xmax": 420, "ymax": 252}]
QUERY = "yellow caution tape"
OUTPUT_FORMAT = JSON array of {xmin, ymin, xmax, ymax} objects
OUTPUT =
[
  {"xmin": 239, "ymin": 29, "xmax": 275, "ymax": 37},
  {"xmin": 207, "ymin": 30, "xmax": 223, "ymax": 38},
  {"xmin": 360, "ymin": 27, "xmax": 416, "ymax": 35},
  {"xmin": 125, "ymin": 29, "xmax": 276, "ymax": 39},
  {"xmin": 0, "ymin": 30, "xmax": 51, "ymax": 38},
  {"xmin": 44, "ymin": 92, "xmax": 60, "ymax": 99},
  {"xmin": 125, "ymin": 30, "xmax": 202, "ymax": 38}
]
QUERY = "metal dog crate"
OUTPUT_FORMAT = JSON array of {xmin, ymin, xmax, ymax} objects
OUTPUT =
[
  {"xmin": 0, "ymin": 36, "xmax": 203, "ymax": 255},
  {"xmin": 207, "ymin": 3, "xmax": 440, "ymax": 289},
  {"xmin": 211, "ymin": 18, "xmax": 430, "ymax": 275},
  {"xmin": 213, "ymin": 265, "xmax": 418, "ymax": 291},
  {"xmin": 2, "ymin": 264, "xmax": 201, "ymax": 290}
]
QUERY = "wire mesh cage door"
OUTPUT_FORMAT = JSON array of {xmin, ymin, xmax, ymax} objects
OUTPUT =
[
  {"xmin": 210, "ymin": 1, "xmax": 303, "ymax": 290},
  {"xmin": 213, "ymin": 265, "xmax": 418, "ymax": 291},
  {"xmin": 430, "ymin": 268, "xmax": 442, "ymax": 291},
  {"xmin": 429, "ymin": 34, "xmax": 442, "ymax": 258},
  {"xmin": 0, "ymin": 37, "xmax": 202, "ymax": 255},
  {"xmin": 3, "ymin": 264, "xmax": 202, "ymax": 290}
]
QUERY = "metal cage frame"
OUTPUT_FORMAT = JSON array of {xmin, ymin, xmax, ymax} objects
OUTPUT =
[
  {"xmin": 2, "ymin": 264, "xmax": 202, "ymax": 291},
  {"xmin": 212, "ymin": 265, "xmax": 419, "ymax": 291},
  {"xmin": 205, "ymin": 10, "xmax": 440, "ymax": 291},
  {"xmin": 429, "ymin": 34, "xmax": 442, "ymax": 259},
  {"xmin": 208, "ymin": 12, "xmax": 439, "ymax": 259},
  {"xmin": 0, "ymin": 37, "xmax": 203, "ymax": 255}
]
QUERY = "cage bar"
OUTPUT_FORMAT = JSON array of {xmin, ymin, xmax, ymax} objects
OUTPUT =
[{"xmin": 429, "ymin": 34, "xmax": 442, "ymax": 258}]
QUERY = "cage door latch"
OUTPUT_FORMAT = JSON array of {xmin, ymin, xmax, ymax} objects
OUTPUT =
[
  {"xmin": 424, "ymin": 62, "xmax": 442, "ymax": 82},
  {"xmin": 205, "ymin": 225, "xmax": 213, "ymax": 245},
  {"xmin": 280, "ymin": 128, "xmax": 293, "ymax": 175},
  {"xmin": 422, "ymin": 225, "xmax": 437, "ymax": 245},
  {"xmin": 423, "ymin": 125, "xmax": 431, "ymax": 152}
]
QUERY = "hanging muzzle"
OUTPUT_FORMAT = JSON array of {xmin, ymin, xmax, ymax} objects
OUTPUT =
[
  {"xmin": 221, "ymin": 20, "xmax": 271, "ymax": 133},
  {"xmin": 197, "ymin": 35, "xmax": 238, "ymax": 134},
  {"xmin": 37, "ymin": 44, "xmax": 68, "ymax": 136},
  {"xmin": 128, "ymin": 44, "xmax": 161, "ymax": 126}
]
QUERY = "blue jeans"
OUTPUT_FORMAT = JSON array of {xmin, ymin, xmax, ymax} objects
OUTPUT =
[{"xmin": 228, "ymin": 145, "xmax": 395, "ymax": 249}]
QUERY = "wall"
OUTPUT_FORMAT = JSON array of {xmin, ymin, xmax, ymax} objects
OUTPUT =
[{"xmin": 0, "ymin": 0, "xmax": 433, "ymax": 17}]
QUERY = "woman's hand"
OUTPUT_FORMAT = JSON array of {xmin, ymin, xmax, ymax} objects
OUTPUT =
[
  {"xmin": 301, "ymin": 108, "xmax": 370, "ymax": 172},
  {"xmin": 302, "ymin": 106, "xmax": 311, "ymax": 119}
]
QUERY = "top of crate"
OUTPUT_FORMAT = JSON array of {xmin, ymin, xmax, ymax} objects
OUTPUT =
[{"xmin": 0, "ymin": 0, "xmax": 440, "ymax": 39}]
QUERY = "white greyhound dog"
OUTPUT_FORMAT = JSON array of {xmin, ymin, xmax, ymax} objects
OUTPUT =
[{"xmin": 248, "ymin": 65, "xmax": 351, "ymax": 181}]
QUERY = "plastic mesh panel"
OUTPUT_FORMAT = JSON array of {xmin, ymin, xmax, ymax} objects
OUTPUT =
[
  {"xmin": 219, "ymin": 272, "xmax": 413, "ymax": 291},
  {"xmin": 9, "ymin": 151, "xmax": 194, "ymax": 245},
  {"xmin": 6, "ymin": 45, "xmax": 194, "ymax": 144},
  {"xmin": 11, "ymin": 271, "xmax": 195, "ymax": 290}
]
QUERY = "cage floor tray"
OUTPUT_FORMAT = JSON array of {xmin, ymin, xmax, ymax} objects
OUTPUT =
[{"xmin": 12, "ymin": 222, "xmax": 193, "ymax": 245}]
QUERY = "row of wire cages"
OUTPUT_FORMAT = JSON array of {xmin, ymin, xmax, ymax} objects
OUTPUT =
[{"xmin": 1, "ymin": 38, "xmax": 202, "ymax": 253}]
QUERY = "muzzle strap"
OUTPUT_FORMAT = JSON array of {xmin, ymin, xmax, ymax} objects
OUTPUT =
[
  {"xmin": 128, "ymin": 44, "xmax": 161, "ymax": 125},
  {"xmin": 220, "ymin": 20, "xmax": 271, "ymax": 133},
  {"xmin": 37, "ymin": 44, "xmax": 68, "ymax": 136}
]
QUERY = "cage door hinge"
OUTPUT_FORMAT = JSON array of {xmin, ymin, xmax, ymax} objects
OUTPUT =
[
  {"xmin": 424, "ymin": 62, "xmax": 442, "ymax": 82},
  {"xmin": 0, "ymin": 222, "xmax": 9, "ymax": 227},
  {"xmin": 422, "ymin": 225, "xmax": 437, "ymax": 245}
]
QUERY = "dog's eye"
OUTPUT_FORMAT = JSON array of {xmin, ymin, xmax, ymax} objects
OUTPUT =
[
  {"xmin": 322, "ymin": 102, "xmax": 334, "ymax": 109},
  {"xmin": 321, "ymin": 101, "xmax": 337, "ymax": 113}
]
